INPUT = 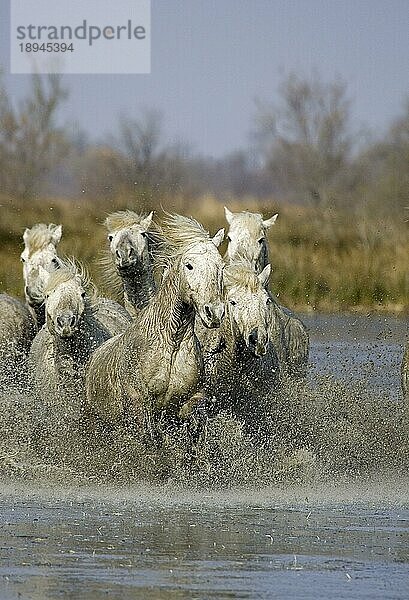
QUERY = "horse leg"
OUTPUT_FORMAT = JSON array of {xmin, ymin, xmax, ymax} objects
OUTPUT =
[{"xmin": 178, "ymin": 390, "xmax": 210, "ymax": 461}]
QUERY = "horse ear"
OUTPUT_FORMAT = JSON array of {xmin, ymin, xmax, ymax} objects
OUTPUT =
[
  {"xmin": 263, "ymin": 214, "xmax": 278, "ymax": 228},
  {"xmin": 224, "ymin": 206, "xmax": 234, "ymax": 225},
  {"xmin": 49, "ymin": 224, "xmax": 63, "ymax": 245},
  {"xmin": 212, "ymin": 228, "xmax": 225, "ymax": 248},
  {"xmin": 140, "ymin": 211, "xmax": 154, "ymax": 230},
  {"xmin": 23, "ymin": 228, "xmax": 30, "ymax": 245},
  {"xmin": 258, "ymin": 264, "xmax": 271, "ymax": 287}
]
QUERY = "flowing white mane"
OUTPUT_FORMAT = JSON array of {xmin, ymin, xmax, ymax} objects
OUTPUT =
[
  {"xmin": 24, "ymin": 223, "xmax": 61, "ymax": 256},
  {"xmin": 228, "ymin": 210, "xmax": 264, "ymax": 232},
  {"xmin": 224, "ymin": 259, "xmax": 262, "ymax": 293},
  {"xmin": 104, "ymin": 210, "xmax": 148, "ymax": 232},
  {"xmin": 158, "ymin": 214, "xmax": 214, "ymax": 262}
]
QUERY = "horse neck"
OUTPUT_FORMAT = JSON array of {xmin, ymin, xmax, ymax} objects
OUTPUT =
[
  {"xmin": 256, "ymin": 241, "xmax": 270, "ymax": 277},
  {"xmin": 140, "ymin": 259, "xmax": 194, "ymax": 345},
  {"xmin": 121, "ymin": 260, "xmax": 156, "ymax": 310},
  {"xmin": 30, "ymin": 302, "xmax": 45, "ymax": 329}
]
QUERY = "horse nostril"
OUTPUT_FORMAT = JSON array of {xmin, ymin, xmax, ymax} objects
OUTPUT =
[
  {"xmin": 116, "ymin": 250, "xmax": 121, "ymax": 259},
  {"xmin": 204, "ymin": 305, "xmax": 213, "ymax": 320},
  {"xmin": 69, "ymin": 315, "xmax": 76, "ymax": 327},
  {"xmin": 249, "ymin": 328, "xmax": 258, "ymax": 346}
]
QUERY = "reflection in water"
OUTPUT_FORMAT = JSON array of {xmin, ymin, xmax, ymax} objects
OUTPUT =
[
  {"xmin": 0, "ymin": 313, "xmax": 408, "ymax": 598},
  {"xmin": 0, "ymin": 486, "xmax": 408, "ymax": 599}
]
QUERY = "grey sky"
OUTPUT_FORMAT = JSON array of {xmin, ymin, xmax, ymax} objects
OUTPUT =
[{"xmin": 1, "ymin": 0, "xmax": 409, "ymax": 157}]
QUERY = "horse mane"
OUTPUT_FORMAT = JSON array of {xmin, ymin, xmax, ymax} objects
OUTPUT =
[
  {"xmin": 229, "ymin": 211, "xmax": 264, "ymax": 232},
  {"xmin": 24, "ymin": 223, "xmax": 60, "ymax": 256},
  {"xmin": 45, "ymin": 258, "xmax": 98, "ymax": 305},
  {"xmin": 224, "ymin": 259, "xmax": 262, "ymax": 294},
  {"xmin": 157, "ymin": 214, "xmax": 213, "ymax": 265},
  {"xmin": 98, "ymin": 252, "xmax": 124, "ymax": 302},
  {"xmin": 104, "ymin": 210, "xmax": 147, "ymax": 232}
]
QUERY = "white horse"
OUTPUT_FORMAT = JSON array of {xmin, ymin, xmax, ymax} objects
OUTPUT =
[
  {"xmin": 23, "ymin": 222, "xmax": 131, "ymax": 338},
  {"xmin": 28, "ymin": 260, "xmax": 123, "ymax": 414},
  {"xmin": 203, "ymin": 260, "xmax": 280, "ymax": 432},
  {"xmin": 102, "ymin": 210, "xmax": 157, "ymax": 313},
  {"xmin": 224, "ymin": 207, "xmax": 309, "ymax": 378},
  {"xmin": 0, "ymin": 223, "xmax": 63, "ymax": 388},
  {"xmin": 21, "ymin": 223, "xmax": 63, "ymax": 328},
  {"xmin": 0, "ymin": 294, "xmax": 36, "ymax": 389},
  {"xmin": 85, "ymin": 214, "xmax": 225, "ymax": 432}
]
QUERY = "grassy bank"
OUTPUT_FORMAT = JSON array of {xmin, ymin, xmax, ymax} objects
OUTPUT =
[{"xmin": 0, "ymin": 194, "xmax": 407, "ymax": 313}]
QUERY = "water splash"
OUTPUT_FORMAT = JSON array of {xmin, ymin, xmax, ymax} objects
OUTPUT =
[{"xmin": 0, "ymin": 372, "xmax": 408, "ymax": 492}]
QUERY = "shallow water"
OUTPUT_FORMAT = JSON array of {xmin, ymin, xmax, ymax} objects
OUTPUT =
[
  {"xmin": 0, "ymin": 483, "xmax": 408, "ymax": 599},
  {"xmin": 305, "ymin": 312, "xmax": 406, "ymax": 400},
  {"xmin": 0, "ymin": 313, "xmax": 408, "ymax": 599}
]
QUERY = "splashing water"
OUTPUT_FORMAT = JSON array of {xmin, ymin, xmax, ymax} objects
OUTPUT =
[{"xmin": 0, "ymin": 313, "xmax": 408, "ymax": 491}]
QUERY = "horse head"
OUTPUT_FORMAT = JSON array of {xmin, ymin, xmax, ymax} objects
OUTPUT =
[
  {"xmin": 43, "ymin": 262, "xmax": 91, "ymax": 338},
  {"xmin": 105, "ymin": 211, "xmax": 154, "ymax": 271},
  {"xmin": 224, "ymin": 261, "xmax": 272, "ymax": 357},
  {"xmin": 180, "ymin": 229, "xmax": 225, "ymax": 329},
  {"xmin": 224, "ymin": 207, "xmax": 277, "ymax": 275},
  {"xmin": 21, "ymin": 223, "xmax": 62, "ymax": 308},
  {"xmin": 161, "ymin": 215, "xmax": 225, "ymax": 329}
]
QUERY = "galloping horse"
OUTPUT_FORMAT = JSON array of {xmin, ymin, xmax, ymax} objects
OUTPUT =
[
  {"xmin": 224, "ymin": 207, "xmax": 309, "ymax": 378},
  {"xmin": 85, "ymin": 214, "xmax": 225, "ymax": 432},
  {"xmin": 203, "ymin": 259, "xmax": 280, "ymax": 431},
  {"xmin": 29, "ymin": 261, "xmax": 117, "ymax": 413}
]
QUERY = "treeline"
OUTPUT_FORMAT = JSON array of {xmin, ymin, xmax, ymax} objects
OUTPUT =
[
  {"xmin": 1, "ymin": 71, "xmax": 409, "ymax": 217},
  {"xmin": 0, "ymin": 71, "xmax": 408, "ymax": 312}
]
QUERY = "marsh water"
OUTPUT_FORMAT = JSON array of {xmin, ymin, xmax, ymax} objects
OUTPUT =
[{"xmin": 0, "ymin": 313, "xmax": 408, "ymax": 599}]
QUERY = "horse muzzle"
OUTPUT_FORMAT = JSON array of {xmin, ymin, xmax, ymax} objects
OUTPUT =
[
  {"xmin": 199, "ymin": 302, "xmax": 225, "ymax": 329},
  {"xmin": 55, "ymin": 313, "xmax": 78, "ymax": 337},
  {"xmin": 25, "ymin": 286, "xmax": 44, "ymax": 306},
  {"xmin": 115, "ymin": 247, "xmax": 142, "ymax": 270},
  {"xmin": 247, "ymin": 328, "xmax": 268, "ymax": 357}
]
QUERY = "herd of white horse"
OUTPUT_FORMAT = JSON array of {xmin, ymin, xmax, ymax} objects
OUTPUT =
[{"xmin": 0, "ymin": 206, "xmax": 408, "ymax": 445}]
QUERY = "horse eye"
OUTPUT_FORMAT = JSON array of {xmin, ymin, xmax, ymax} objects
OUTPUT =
[
  {"xmin": 229, "ymin": 300, "xmax": 237, "ymax": 306},
  {"xmin": 186, "ymin": 263, "xmax": 193, "ymax": 270},
  {"xmin": 108, "ymin": 234, "xmax": 113, "ymax": 242},
  {"xmin": 81, "ymin": 291, "xmax": 86, "ymax": 298},
  {"xmin": 266, "ymin": 297, "xmax": 272, "ymax": 305},
  {"xmin": 141, "ymin": 231, "xmax": 147, "ymax": 238},
  {"xmin": 52, "ymin": 258, "xmax": 59, "ymax": 266},
  {"xmin": 20, "ymin": 257, "xmax": 25, "ymax": 263},
  {"xmin": 258, "ymin": 238, "xmax": 264, "ymax": 244}
]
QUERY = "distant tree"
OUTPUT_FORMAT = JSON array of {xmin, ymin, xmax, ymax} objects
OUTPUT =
[
  {"xmin": 361, "ymin": 99, "xmax": 409, "ymax": 215},
  {"xmin": 116, "ymin": 109, "xmax": 188, "ymax": 194},
  {"xmin": 118, "ymin": 109, "xmax": 162, "ymax": 190},
  {"xmin": 0, "ymin": 72, "xmax": 68, "ymax": 198},
  {"xmin": 253, "ymin": 73, "xmax": 360, "ymax": 205}
]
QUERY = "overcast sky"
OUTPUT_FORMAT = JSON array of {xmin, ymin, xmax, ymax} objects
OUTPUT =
[{"xmin": 1, "ymin": 0, "xmax": 409, "ymax": 157}]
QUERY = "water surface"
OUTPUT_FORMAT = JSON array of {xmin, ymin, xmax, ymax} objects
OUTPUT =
[{"xmin": 0, "ymin": 313, "xmax": 408, "ymax": 599}]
